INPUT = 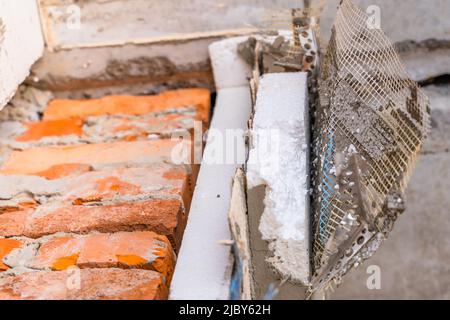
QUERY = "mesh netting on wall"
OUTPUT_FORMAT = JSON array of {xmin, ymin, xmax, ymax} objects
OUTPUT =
[{"xmin": 310, "ymin": 0, "xmax": 430, "ymax": 292}]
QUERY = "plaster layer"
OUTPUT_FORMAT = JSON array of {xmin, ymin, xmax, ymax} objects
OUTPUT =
[{"xmin": 247, "ymin": 72, "xmax": 310, "ymax": 284}]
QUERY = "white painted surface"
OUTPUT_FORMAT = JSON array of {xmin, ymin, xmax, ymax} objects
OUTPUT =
[
  {"xmin": 0, "ymin": 0, "xmax": 44, "ymax": 110},
  {"xmin": 247, "ymin": 72, "xmax": 310, "ymax": 284}
]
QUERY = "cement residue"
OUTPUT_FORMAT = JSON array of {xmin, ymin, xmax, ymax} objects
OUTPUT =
[
  {"xmin": 105, "ymin": 56, "xmax": 177, "ymax": 80},
  {"xmin": 0, "ymin": 175, "xmax": 63, "ymax": 201},
  {"xmin": 0, "ymin": 85, "xmax": 53, "ymax": 122},
  {"xmin": 3, "ymin": 242, "xmax": 40, "ymax": 270}
]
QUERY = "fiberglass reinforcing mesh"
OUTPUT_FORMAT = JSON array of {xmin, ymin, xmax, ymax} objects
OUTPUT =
[{"xmin": 310, "ymin": 0, "xmax": 430, "ymax": 292}]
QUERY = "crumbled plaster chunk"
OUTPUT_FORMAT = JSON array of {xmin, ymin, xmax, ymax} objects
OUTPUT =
[{"xmin": 247, "ymin": 72, "xmax": 310, "ymax": 284}]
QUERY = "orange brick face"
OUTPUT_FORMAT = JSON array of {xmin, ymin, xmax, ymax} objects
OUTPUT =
[
  {"xmin": 0, "ymin": 269, "xmax": 168, "ymax": 300},
  {"xmin": 16, "ymin": 119, "xmax": 83, "ymax": 142},
  {"xmin": 62, "ymin": 165, "xmax": 193, "ymax": 208},
  {"xmin": 0, "ymin": 139, "xmax": 191, "ymax": 176},
  {"xmin": 31, "ymin": 231, "xmax": 175, "ymax": 283},
  {"xmin": 0, "ymin": 198, "xmax": 185, "ymax": 250},
  {"xmin": 35, "ymin": 163, "xmax": 93, "ymax": 180},
  {"xmin": 0, "ymin": 210, "xmax": 29, "ymax": 238},
  {"xmin": 44, "ymin": 88, "xmax": 210, "ymax": 123},
  {"xmin": 0, "ymin": 88, "xmax": 209, "ymax": 300}
]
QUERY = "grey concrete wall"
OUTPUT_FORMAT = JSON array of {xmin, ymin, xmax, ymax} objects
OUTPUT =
[
  {"xmin": 38, "ymin": 0, "xmax": 301, "ymax": 50},
  {"xmin": 39, "ymin": 0, "xmax": 450, "ymax": 51},
  {"xmin": 33, "ymin": 0, "xmax": 450, "ymax": 93},
  {"xmin": 332, "ymin": 84, "xmax": 450, "ymax": 300}
]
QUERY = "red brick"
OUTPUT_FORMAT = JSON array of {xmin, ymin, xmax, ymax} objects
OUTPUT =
[
  {"xmin": 83, "ymin": 112, "xmax": 197, "ymax": 141},
  {"xmin": 0, "ymin": 239, "xmax": 24, "ymax": 271},
  {"xmin": 0, "ymin": 199, "xmax": 185, "ymax": 250},
  {"xmin": 35, "ymin": 163, "xmax": 93, "ymax": 180},
  {"xmin": 62, "ymin": 165, "xmax": 193, "ymax": 210},
  {"xmin": 16, "ymin": 119, "xmax": 83, "ymax": 142},
  {"xmin": 0, "ymin": 209, "xmax": 29, "ymax": 238},
  {"xmin": 86, "ymin": 176, "xmax": 141, "ymax": 198},
  {"xmin": 0, "ymin": 269, "xmax": 168, "ymax": 300},
  {"xmin": 0, "ymin": 139, "xmax": 191, "ymax": 176},
  {"xmin": 44, "ymin": 88, "xmax": 210, "ymax": 124},
  {"xmin": 31, "ymin": 231, "xmax": 175, "ymax": 282}
]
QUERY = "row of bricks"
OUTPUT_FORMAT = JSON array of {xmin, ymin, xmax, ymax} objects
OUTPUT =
[
  {"xmin": 0, "ymin": 88, "xmax": 210, "ymax": 299},
  {"xmin": 1, "ymin": 88, "xmax": 209, "ymax": 148},
  {"xmin": 0, "ymin": 231, "xmax": 175, "ymax": 280},
  {"xmin": 0, "ymin": 269, "xmax": 169, "ymax": 300},
  {"xmin": 15, "ymin": 112, "xmax": 197, "ymax": 144}
]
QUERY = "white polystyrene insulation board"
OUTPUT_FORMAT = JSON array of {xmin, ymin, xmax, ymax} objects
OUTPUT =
[
  {"xmin": 170, "ymin": 86, "xmax": 252, "ymax": 300},
  {"xmin": 247, "ymin": 72, "xmax": 310, "ymax": 284},
  {"xmin": 0, "ymin": 0, "xmax": 44, "ymax": 109}
]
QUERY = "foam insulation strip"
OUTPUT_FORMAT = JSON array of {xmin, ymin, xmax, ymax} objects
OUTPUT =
[
  {"xmin": 170, "ymin": 86, "xmax": 252, "ymax": 300},
  {"xmin": 170, "ymin": 37, "xmax": 252, "ymax": 300},
  {"xmin": 0, "ymin": 0, "xmax": 44, "ymax": 110},
  {"xmin": 247, "ymin": 72, "xmax": 310, "ymax": 285}
]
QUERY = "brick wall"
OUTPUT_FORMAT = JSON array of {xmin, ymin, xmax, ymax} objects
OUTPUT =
[{"xmin": 0, "ymin": 88, "xmax": 210, "ymax": 300}]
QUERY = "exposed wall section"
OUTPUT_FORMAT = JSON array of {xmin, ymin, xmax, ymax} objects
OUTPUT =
[
  {"xmin": 38, "ymin": 0, "xmax": 300, "ymax": 50},
  {"xmin": 29, "ymin": 39, "xmax": 216, "ymax": 93},
  {"xmin": 0, "ymin": 88, "xmax": 210, "ymax": 300},
  {"xmin": 0, "ymin": 0, "xmax": 44, "ymax": 110},
  {"xmin": 247, "ymin": 72, "xmax": 310, "ymax": 287}
]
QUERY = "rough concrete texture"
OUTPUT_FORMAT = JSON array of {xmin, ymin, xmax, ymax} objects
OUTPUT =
[
  {"xmin": 38, "ymin": 0, "xmax": 299, "ymax": 49},
  {"xmin": 30, "ymin": 40, "xmax": 215, "ymax": 92},
  {"xmin": 0, "ymin": 85, "xmax": 53, "ymax": 123},
  {"xmin": 332, "ymin": 84, "xmax": 450, "ymax": 299},
  {"xmin": 31, "ymin": 0, "xmax": 450, "ymax": 96},
  {"xmin": 247, "ymin": 185, "xmax": 307, "ymax": 300},
  {"xmin": 399, "ymin": 46, "xmax": 450, "ymax": 83}
]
